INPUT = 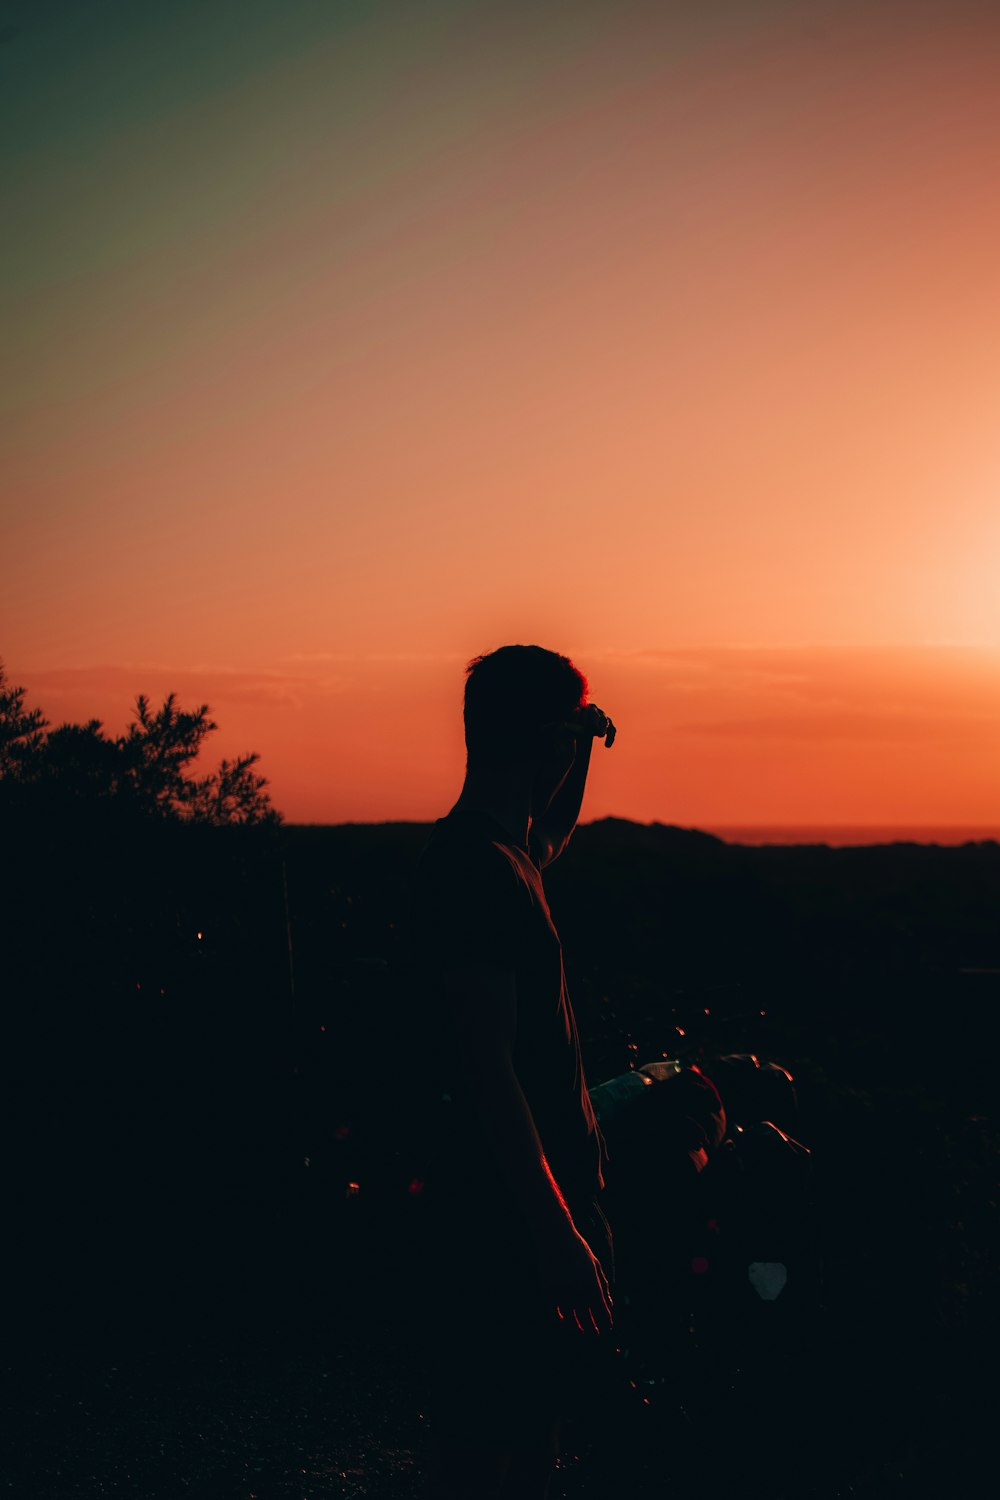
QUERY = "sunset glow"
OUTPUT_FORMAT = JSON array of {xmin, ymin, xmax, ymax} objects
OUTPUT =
[{"xmin": 5, "ymin": 1, "xmax": 1000, "ymax": 829}]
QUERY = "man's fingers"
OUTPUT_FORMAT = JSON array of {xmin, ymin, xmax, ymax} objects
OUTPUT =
[
  {"xmin": 579, "ymin": 704, "xmax": 616, "ymax": 747},
  {"xmin": 556, "ymin": 1299, "xmax": 612, "ymax": 1334},
  {"xmin": 588, "ymin": 1300, "xmax": 612, "ymax": 1334},
  {"xmin": 593, "ymin": 1256, "xmax": 612, "ymax": 1298},
  {"xmin": 596, "ymin": 1268, "xmax": 614, "ymax": 1326},
  {"xmin": 562, "ymin": 705, "xmax": 617, "ymax": 746},
  {"xmin": 569, "ymin": 1305, "xmax": 601, "ymax": 1335}
]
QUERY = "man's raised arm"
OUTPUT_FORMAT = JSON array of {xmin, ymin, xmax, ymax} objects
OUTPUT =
[{"xmin": 529, "ymin": 704, "xmax": 617, "ymax": 869}]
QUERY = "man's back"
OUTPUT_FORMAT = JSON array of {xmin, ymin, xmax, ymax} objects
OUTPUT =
[{"xmin": 409, "ymin": 806, "xmax": 604, "ymax": 1216}]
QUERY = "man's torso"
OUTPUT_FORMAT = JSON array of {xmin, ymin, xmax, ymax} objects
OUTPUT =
[{"xmin": 407, "ymin": 807, "xmax": 604, "ymax": 1219}]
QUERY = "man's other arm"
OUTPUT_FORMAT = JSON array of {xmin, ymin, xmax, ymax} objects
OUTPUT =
[{"xmin": 440, "ymin": 962, "xmax": 612, "ymax": 1332}]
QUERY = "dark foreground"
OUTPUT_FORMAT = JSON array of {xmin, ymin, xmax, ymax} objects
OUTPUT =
[
  {"xmin": 9, "ymin": 985, "xmax": 997, "ymax": 1498},
  {"xmin": 5, "ymin": 820, "xmax": 999, "ymax": 1495}
]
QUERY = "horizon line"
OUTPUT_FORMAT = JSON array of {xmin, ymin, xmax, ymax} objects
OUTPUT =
[{"xmin": 283, "ymin": 818, "xmax": 1000, "ymax": 834}]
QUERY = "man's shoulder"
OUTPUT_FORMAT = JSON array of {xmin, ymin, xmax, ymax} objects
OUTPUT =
[{"xmin": 407, "ymin": 815, "xmax": 534, "ymax": 968}]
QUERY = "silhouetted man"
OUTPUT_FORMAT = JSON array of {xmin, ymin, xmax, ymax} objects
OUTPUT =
[{"xmin": 409, "ymin": 645, "xmax": 617, "ymax": 1500}]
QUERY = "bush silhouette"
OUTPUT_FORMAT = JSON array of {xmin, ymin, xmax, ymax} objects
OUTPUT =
[{"xmin": 0, "ymin": 662, "xmax": 280, "ymax": 824}]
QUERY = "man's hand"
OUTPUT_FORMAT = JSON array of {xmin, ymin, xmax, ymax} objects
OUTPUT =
[
  {"xmin": 537, "ymin": 1223, "xmax": 614, "ymax": 1335},
  {"xmin": 570, "ymin": 703, "xmax": 616, "ymax": 748}
]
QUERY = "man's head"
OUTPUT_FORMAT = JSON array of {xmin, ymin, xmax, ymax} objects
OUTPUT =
[{"xmin": 463, "ymin": 645, "xmax": 588, "ymax": 803}]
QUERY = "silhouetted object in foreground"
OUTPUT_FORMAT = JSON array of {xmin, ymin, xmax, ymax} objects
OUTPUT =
[
  {"xmin": 405, "ymin": 645, "xmax": 617, "ymax": 1500},
  {"xmin": 592, "ymin": 1057, "xmax": 815, "ymax": 1381}
]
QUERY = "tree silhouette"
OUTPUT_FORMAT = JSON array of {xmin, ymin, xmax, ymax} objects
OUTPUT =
[
  {"xmin": 0, "ymin": 665, "xmax": 280, "ymax": 824},
  {"xmin": 118, "ymin": 692, "xmax": 217, "ymax": 818},
  {"xmin": 0, "ymin": 661, "xmax": 48, "ymax": 779},
  {"xmin": 38, "ymin": 719, "xmax": 123, "ymax": 801},
  {"xmin": 188, "ymin": 752, "xmax": 277, "ymax": 827},
  {"xmin": 119, "ymin": 693, "xmax": 278, "ymax": 825}
]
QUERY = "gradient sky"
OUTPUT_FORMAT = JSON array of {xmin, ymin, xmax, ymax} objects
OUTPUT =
[{"xmin": 5, "ymin": 0, "xmax": 1000, "ymax": 826}]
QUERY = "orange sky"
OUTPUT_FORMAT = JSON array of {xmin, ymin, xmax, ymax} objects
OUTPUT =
[{"xmin": 5, "ymin": 1, "xmax": 1000, "ymax": 827}]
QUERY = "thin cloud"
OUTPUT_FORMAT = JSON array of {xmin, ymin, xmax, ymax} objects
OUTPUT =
[
  {"xmin": 22, "ymin": 664, "xmax": 344, "ymax": 715},
  {"xmin": 281, "ymin": 650, "xmax": 464, "ymax": 664},
  {"xmin": 587, "ymin": 643, "xmax": 1000, "ymax": 747},
  {"xmin": 674, "ymin": 711, "xmax": 1000, "ymax": 744}
]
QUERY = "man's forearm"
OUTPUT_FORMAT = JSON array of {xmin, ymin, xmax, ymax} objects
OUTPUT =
[
  {"xmin": 533, "ymin": 734, "xmax": 594, "ymax": 848},
  {"xmin": 471, "ymin": 1059, "xmax": 580, "ymax": 1249}
]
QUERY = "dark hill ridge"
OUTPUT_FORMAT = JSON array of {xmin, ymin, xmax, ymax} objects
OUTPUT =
[
  {"xmin": 581, "ymin": 815, "xmax": 726, "ymax": 848},
  {"xmin": 574, "ymin": 813, "xmax": 998, "ymax": 853},
  {"xmin": 281, "ymin": 814, "xmax": 1000, "ymax": 1098},
  {"xmin": 283, "ymin": 816, "xmax": 1000, "ymax": 987}
]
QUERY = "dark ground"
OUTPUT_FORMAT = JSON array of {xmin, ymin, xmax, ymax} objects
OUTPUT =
[{"xmin": 4, "ymin": 819, "xmax": 999, "ymax": 1496}]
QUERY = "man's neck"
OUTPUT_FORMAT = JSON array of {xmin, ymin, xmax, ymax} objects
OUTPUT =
[{"xmin": 452, "ymin": 770, "xmax": 532, "ymax": 850}]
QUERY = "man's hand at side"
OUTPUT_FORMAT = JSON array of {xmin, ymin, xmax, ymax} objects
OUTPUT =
[{"xmin": 537, "ymin": 1219, "xmax": 614, "ymax": 1335}]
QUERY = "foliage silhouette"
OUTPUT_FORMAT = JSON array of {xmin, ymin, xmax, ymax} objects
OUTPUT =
[
  {"xmin": 0, "ymin": 662, "xmax": 280, "ymax": 823},
  {"xmin": 0, "ymin": 661, "xmax": 48, "ymax": 778}
]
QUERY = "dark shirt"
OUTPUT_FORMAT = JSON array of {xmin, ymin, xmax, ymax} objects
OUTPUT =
[{"xmin": 407, "ymin": 807, "xmax": 604, "ymax": 1216}]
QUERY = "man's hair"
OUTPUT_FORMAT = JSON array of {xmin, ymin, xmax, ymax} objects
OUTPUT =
[{"xmin": 464, "ymin": 644, "xmax": 588, "ymax": 768}]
